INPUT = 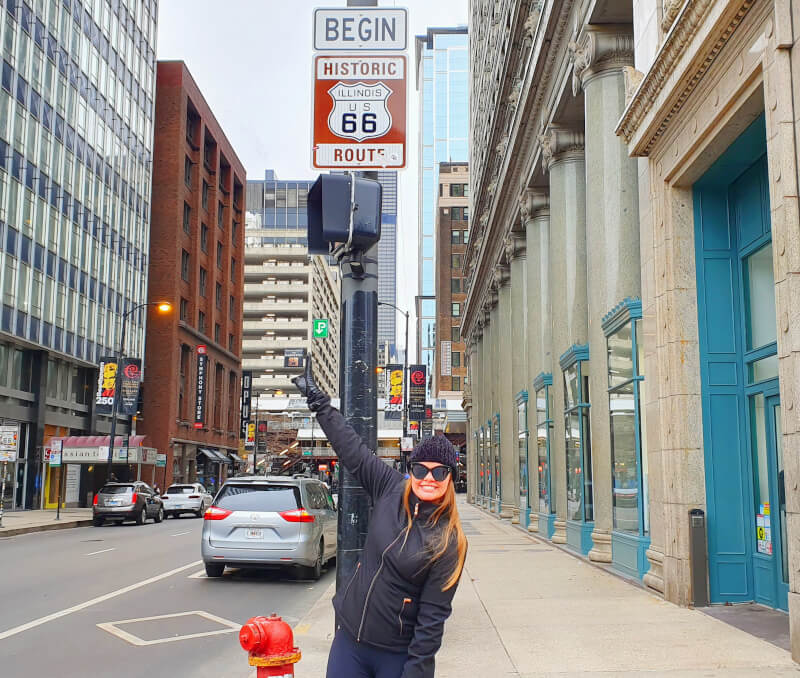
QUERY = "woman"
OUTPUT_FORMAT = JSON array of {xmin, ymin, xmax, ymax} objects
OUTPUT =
[{"xmin": 293, "ymin": 361, "xmax": 467, "ymax": 678}]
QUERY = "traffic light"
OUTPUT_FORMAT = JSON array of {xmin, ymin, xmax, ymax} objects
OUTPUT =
[{"xmin": 307, "ymin": 174, "xmax": 382, "ymax": 254}]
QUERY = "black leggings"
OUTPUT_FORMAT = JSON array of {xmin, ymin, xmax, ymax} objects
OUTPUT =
[{"xmin": 326, "ymin": 628, "xmax": 409, "ymax": 678}]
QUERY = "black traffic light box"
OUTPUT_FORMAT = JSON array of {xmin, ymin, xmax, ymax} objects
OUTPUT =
[{"xmin": 307, "ymin": 174, "xmax": 382, "ymax": 254}]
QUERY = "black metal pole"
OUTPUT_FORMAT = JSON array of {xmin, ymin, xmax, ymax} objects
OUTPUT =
[
  {"xmin": 379, "ymin": 301, "xmax": 410, "ymax": 472},
  {"xmin": 106, "ymin": 310, "xmax": 129, "ymax": 480},
  {"xmin": 252, "ymin": 399, "xmax": 259, "ymax": 475},
  {"xmin": 336, "ymin": 240, "xmax": 379, "ymax": 595}
]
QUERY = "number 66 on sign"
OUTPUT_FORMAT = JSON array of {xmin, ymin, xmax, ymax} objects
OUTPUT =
[{"xmin": 312, "ymin": 55, "xmax": 406, "ymax": 169}]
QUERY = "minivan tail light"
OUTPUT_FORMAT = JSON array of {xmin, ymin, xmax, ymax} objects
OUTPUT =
[
  {"xmin": 204, "ymin": 506, "xmax": 232, "ymax": 520},
  {"xmin": 279, "ymin": 508, "xmax": 315, "ymax": 523},
  {"xmin": 188, "ymin": 495, "xmax": 200, "ymax": 499},
  {"xmin": 130, "ymin": 492, "xmax": 138, "ymax": 505},
  {"xmin": 92, "ymin": 494, "xmax": 98, "ymax": 506}
]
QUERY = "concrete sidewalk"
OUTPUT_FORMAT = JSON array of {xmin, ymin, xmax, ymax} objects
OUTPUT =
[
  {"xmin": 251, "ymin": 498, "xmax": 800, "ymax": 677},
  {"xmin": 0, "ymin": 508, "xmax": 93, "ymax": 536}
]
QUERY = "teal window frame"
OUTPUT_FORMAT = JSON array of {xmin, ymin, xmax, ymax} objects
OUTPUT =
[
  {"xmin": 534, "ymin": 372, "xmax": 554, "ymax": 516},
  {"xmin": 493, "ymin": 413, "xmax": 501, "ymax": 502},
  {"xmin": 603, "ymin": 298, "xmax": 648, "ymax": 537},
  {"xmin": 516, "ymin": 390, "xmax": 529, "ymax": 514},
  {"xmin": 560, "ymin": 344, "xmax": 593, "ymax": 523}
]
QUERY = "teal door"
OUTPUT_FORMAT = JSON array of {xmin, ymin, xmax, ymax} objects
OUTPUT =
[{"xmin": 694, "ymin": 114, "xmax": 784, "ymax": 610}]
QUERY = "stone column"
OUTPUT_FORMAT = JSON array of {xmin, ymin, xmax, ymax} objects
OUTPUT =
[
  {"xmin": 540, "ymin": 127, "xmax": 587, "ymax": 544},
  {"xmin": 509, "ymin": 231, "xmax": 528, "ymax": 525},
  {"xmin": 572, "ymin": 28, "xmax": 639, "ymax": 563},
  {"xmin": 488, "ymin": 286, "xmax": 500, "ymax": 513},
  {"xmin": 522, "ymin": 189, "xmax": 550, "ymax": 529},
  {"xmin": 497, "ymin": 259, "xmax": 516, "ymax": 520},
  {"xmin": 463, "ymin": 337, "xmax": 475, "ymax": 504}
]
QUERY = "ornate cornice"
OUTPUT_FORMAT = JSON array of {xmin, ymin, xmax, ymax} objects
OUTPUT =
[
  {"xmin": 661, "ymin": 0, "xmax": 683, "ymax": 32},
  {"xmin": 615, "ymin": 0, "xmax": 757, "ymax": 154},
  {"xmin": 539, "ymin": 127, "xmax": 585, "ymax": 170},
  {"xmin": 623, "ymin": 66, "xmax": 644, "ymax": 106},
  {"xmin": 569, "ymin": 28, "xmax": 634, "ymax": 96},
  {"xmin": 494, "ymin": 261, "xmax": 511, "ymax": 288}
]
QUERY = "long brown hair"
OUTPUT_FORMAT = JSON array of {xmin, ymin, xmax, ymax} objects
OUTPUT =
[{"xmin": 400, "ymin": 479, "xmax": 467, "ymax": 591}]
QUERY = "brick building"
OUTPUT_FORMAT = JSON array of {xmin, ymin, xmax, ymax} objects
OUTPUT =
[
  {"xmin": 434, "ymin": 163, "xmax": 469, "ymax": 399},
  {"xmin": 140, "ymin": 61, "xmax": 246, "ymax": 493}
]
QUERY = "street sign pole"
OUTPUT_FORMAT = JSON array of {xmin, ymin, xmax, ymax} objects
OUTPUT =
[{"xmin": 0, "ymin": 461, "xmax": 6, "ymax": 527}]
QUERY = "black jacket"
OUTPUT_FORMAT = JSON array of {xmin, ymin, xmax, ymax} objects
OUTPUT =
[{"xmin": 316, "ymin": 401, "xmax": 463, "ymax": 678}]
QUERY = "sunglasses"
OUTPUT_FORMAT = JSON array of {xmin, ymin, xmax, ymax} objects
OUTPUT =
[{"xmin": 410, "ymin": 463, "xmax": 451, "ymax": 482}]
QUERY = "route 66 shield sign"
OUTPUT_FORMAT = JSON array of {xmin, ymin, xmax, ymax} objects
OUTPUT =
[{"xmin": 328, "ymin": 82, "xmax": 392, "ymax": 142}]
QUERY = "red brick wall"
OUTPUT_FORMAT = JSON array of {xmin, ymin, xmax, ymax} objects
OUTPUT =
[{"xmin": 139, "ymin": 62, "xmax": 246, "ymax": 486}]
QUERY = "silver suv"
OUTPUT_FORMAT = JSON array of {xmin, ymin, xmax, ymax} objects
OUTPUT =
[
  {"xmin": 92, "ymin": 482, "xmax": 164, "ymax": 526},
  {"xmin": 201, "ymin": 475, "xmax": 337, "ymax": 579}
]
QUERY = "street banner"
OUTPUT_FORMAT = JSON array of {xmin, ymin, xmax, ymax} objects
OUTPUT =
[
  {"xmin": 118, "ymin": 358, "xmax": 142, "ymax": 416},
  {"xmin": 284, "ymin": 348, "xmax": 306, "ymax": 368},
  {"xmin": 312, "ymin": 54, "xmax": 407, "ymax": 169},
  {"xmin": 94, "ymin": 357, "xmax": 118, "ymax": 414},
  {"xmin": 49, "ymin": 440, "xmax": 63, "ymax": 467},
  {"xmin": 384, "ymin": 364, "xmax": 403, "ymax": 420},
  {"xmin": 240, "ymin": 371, "xmax": 252, "ymax": 440},
  {"xmin": 194, "ymin": 345, "xmax": 208, "ymax": 430},
  {"xmin": 408, "ymin": 364, "xmax": 427, "ymax": 420},
  {"xmin": 440, "ymin": 341, "xmax": 452, "ymax": 376},
  {"xmin": 246, "ymin": 422, "xmax": 255, "ymax": 449},
  {"xmin": 0, "ymin": 423, "xmax": 19, "ymax": 462},
  {"xmin": 156, "ymin": 453, "xmax": 167, "ymax": 468}
]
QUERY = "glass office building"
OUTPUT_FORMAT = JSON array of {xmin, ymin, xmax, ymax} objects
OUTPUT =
[
  {"xmin": 376, "ymin": 170, "xmax": 397, "ymax": 354},
  {"xmin": 0, "ymin": 0, "xmax": 157, "ymax": 511},
  {"xmin": 415, "ymin": 27, "xmax": 468, "ymax": 392}
]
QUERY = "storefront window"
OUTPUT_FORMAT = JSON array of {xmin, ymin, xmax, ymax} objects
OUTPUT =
[
  {"xmin": 562, "ymin": 347, "xmax": 592, "ymax": 523},
  {"xmin": 605, "ymin": 303, "xmax": 648, "ymax": 536},
  {"xmin": 493, "ymin": 414, "xmax": 501, "ymax": 503},
  {"xmin": 535, "ymin": 376, "xmax": 553, "ymax": 515},
  {"xmin": 517, "ymin": 395, "xmax": 528, "ymax": 515}
]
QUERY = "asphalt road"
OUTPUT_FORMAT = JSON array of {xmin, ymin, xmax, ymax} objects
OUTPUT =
[{"xmin": 0, "ymin": 515, "xmax": 335, "ymax": 678}]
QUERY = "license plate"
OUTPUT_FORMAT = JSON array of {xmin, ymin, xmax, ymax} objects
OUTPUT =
[
  {"xmin": 107, "ymin": 499, "xmax": 122, "ymax": 506},
  {"xmin": 246, "ymin": 528, "xmax": 263, "ymax": 540}
]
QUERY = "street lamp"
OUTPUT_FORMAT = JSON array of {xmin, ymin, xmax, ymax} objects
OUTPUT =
[
  {"xmin": 105, "ymin": 301, "xmax": 172, "ymax": 478},
  {"xmin": 378, "ymin": 301, "xmax": 410, "ymax": 470}
]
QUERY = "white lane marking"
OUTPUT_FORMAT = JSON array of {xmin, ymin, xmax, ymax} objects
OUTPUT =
[
  {"xmin": 188, "ymin": 570, "xmax": 207, "ymax": 579},
  {"xmin": 97, "ymin": 610, "xmax": 240, "ymax": 647},
  {"xmin": 0, "ymin": 560, "xmax": 202, "ymax": 641},
  {"xmin": 85, "ymin": 548, "xmax": 115, "ymax": 556},
  {"xmin": 170, "ymin": 531, "xmax": 190, "ymax": 537}
]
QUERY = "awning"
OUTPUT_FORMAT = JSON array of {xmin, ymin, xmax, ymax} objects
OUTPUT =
[{"xmin": 198, "ymin": 448, "xmax": 231, "ymax": 464}]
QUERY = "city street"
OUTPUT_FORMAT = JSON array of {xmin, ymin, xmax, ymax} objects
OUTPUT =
[{"xmin": 0, "ymin": 519, "xmax": 334, "ymax": 678}]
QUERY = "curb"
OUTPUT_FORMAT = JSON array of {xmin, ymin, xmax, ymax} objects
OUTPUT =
[{"xmin": 0, "ymin": 518, "xmax": 93, "ymax": 537}]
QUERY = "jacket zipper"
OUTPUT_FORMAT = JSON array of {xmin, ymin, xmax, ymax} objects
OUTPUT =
[
  {"xmin": 357, "ymin": 502, "xmax": 419, "ymax": 642},
  {"xmin": 398, "ymin": 597, "xmax": 412, "ymax": 635},
  {"xmin": 342, "ymin": 562, "xmax": 360, "ymax": 601}
]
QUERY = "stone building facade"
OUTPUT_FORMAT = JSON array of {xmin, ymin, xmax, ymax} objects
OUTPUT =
[{"xmin": 464, "ymin": 0, "xmax": 800, "ymax": 657}]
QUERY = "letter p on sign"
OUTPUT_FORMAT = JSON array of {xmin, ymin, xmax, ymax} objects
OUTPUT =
[{"xmin": 313, "ymin": 318, "xmax": 329, "ymax": 339}]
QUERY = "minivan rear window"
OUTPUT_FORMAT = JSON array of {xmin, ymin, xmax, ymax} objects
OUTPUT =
[
  {"xmin": 215, "ymin": 484, "xmax": 301, "ymax": 512},
  {"xmin": 99, "ymin": 485, "xmax": 134, "ymax": 494},
  {"xmin": 167, "ymin": 486, "xmax": 194, "ymax": 495}
]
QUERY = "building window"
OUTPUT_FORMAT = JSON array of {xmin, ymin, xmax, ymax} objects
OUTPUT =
[
  {"xmin": 184, "ymin": 156, "xmax": 192, "ymax": 186},
  {"xmin": 200, "ymin": 223, "xmax": 208, "ymax": 252},
  {"xmin": 181, "ymin": 250, "xmax": 190, "ymax": 281},
  {"xmin": 202, "ymin": 180, "xmax": 209, "ymax": 209},
  {"xmin": 229, "ymin": 295, "xmax": 235, "ymax": 320},
  {"xmin": 463, "ymin": 207, "xmax": 469, "ymax": 221},
  {"xmin": 214, "ymin": 323, "xmax": 221, "ymax": 344},
  {"xmin": 452, "ymin": 351, "xmax": 461, "ymax": 367},
  {"xmin": 229, "ymin": 333, "xmax": 235, "ymax": 352},
  {"xmin": 180, "ymin": 297, "xmax": 189, "ymax": 321},
  {"xmin": 217, "ymin": 241, "xmax": 223, "ymax": 269},
  {"xmin": 183, "ymin": 203, "xmax": 191, "ymax": 234},
  {"xmin": 451, "ymin": 254, "xmax": 462, "ymax": 269},
  {"xmin": 452, "ymin": 375, "xmax": 461, "ymax": 391},
  {"xmin": 218, "ymin": 202, "xmax": 224, "ymax": 228},
  {"xmin": 451, "ymin": 207, "xmax": 462, "ymax": 220},
  {"xmin": 451, "ymin": 303, "xmax": 460, "ymax": 317},
  {"xmin": 214, "ymin": 363, "xmax": 224, "ymax": 428},
  {"xmin": 230, "ymin": 258, "xmax": 236, "ymax": 282},
  {"xmin": 517, "ymin": 394, "xmax": 529, "ymax": 517},
  {"xmin": 451, "ymin": 278, "xmax": 461, "ymax": 294},
  {"xmin": 179, "ymin": 344, "xmax": 191, "ymax": 419},
  {"xmin": 228, "ymin": 371, "xmax": 237, "ymax": 431},
  {"xmin": 451, "ymin": 230, "xmax": 461, "ymax": 245},
  {"xmin": 562, "ymin": 346, "xmax": 593, "ymax": 524},
  {"xmin": 450, "ymin": 183, "xmax": 467, "ymax": 197},
  {"xmin": 232, "ymin": 220, "xmax": 238, "ymax": 245},
  {"xmin": 605, "ymin": 301, "xmax": 647, "ymax": 536},
  {"xmin": 198, "ymin": 311, "xmax": 206, "ymax": 335},
  {"xmin": 199, "ymin": 268, "xmax": 207, "ymax": 297},
  {"xmin": 215, "ymin": 282, "xmax": 222, "ymax": 309},
  {"xmin": 535, "ymin": 374, "xmax": 554, "ymax": 515},
  {"xmin": 451, "ymin": 325, "xmax": 461, "ymax": 343},
  {"xmin": 463, "ymin": 230, "xmax": 469, "ymax": 243}
]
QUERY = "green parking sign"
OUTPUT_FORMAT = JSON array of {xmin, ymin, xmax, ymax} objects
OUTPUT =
[{"xmin": 313, "ymin": 318, "xmax": 329, "ymax": 339}]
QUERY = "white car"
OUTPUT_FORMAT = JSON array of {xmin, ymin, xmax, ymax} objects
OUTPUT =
[{"xmin": 161, "ymin": 483, "xmax": 213, "ymax": 518}]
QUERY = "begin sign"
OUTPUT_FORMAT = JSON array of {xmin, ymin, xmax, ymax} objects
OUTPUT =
[
  {"xmin": 312, "ymin": 55, "xmax": 406, "ymax": 169},
  {"xmin": 314, "ymin": 8, "xmax": 407, "ymax": 51}
]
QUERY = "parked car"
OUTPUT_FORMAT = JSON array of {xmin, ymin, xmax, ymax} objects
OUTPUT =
[
  {"xmin": 161, "ymin": 483, "xmax": 213, "ymax": 518},
  {"xmin": 201, "ymin": 475, "xmax": 337, "ymax": 580},
  {"xmin": 92, "ymin": 482, "xmax": 164, "ymax": 526}
]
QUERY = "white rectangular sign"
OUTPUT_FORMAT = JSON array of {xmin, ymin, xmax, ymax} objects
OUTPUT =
[
  {"xmin": 65, "ymin": 464, "xmax": 80, "ymax": 503},
  {"xmin": 0, "ymin": 424, "xmax": 19, "ymax": 462},
  {"xmin": 314, "ymin": 8, "xmax": 407, "ymax": 51},
  {"xmin": 441, "ymin": 341, "xmax": 452, "ymax": 377}
]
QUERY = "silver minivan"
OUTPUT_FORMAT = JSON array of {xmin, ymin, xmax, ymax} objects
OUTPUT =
[{"xmin": 201, "ymin": 475, "xmax": 337, "ymax": 579}]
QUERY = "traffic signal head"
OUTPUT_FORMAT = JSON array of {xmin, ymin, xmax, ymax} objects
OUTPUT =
[{"xmin": 307, "ymin": 174, "xmax": 382, "ymax": 254}]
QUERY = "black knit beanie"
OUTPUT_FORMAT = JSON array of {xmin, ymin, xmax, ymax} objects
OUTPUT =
[{"xmin": 409, "ymin": 435, "xmax": 459, "ymax": 477}]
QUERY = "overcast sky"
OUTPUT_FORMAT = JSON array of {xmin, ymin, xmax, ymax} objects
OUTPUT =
[{"xmin": 157, "ymin": 1, "xmax": 469, "ymax": 359}]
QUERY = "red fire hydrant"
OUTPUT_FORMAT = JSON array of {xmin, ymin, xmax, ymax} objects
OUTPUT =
[{"xmin": 239, "ymin": 614, "xmax": 302, "ymax": 677}]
